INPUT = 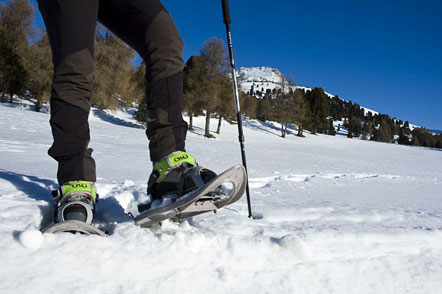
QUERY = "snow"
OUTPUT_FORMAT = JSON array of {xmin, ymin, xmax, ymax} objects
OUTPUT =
[
  {"xmin": 18, "ymin": 228, "xmax": 44, "ymax": 249},
  {"xmin": 238, "ymin": 66, "xmax": 291, "ymax": 95},
  {"xmin": 1, "ymin": 103, "xmax": 442, "ymax": 293}
]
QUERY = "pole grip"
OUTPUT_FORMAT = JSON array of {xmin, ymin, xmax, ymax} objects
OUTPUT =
[{"xmin": 222, "ymin": 0, "xmax": 231, "ymax": 24}]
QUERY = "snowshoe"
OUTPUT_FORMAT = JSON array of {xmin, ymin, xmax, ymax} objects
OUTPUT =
[{"xmin": 135, "ymin": 164, "xmax": 247, "ymax": 228}]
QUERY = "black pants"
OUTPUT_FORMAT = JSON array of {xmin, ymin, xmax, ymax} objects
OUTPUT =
[{"xmin": 37, "ymin": 0, "xmax": 188, "ymax": 184}]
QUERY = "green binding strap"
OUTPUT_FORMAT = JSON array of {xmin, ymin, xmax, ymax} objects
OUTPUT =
[
  {"xmin": 61, "ymin": 181, "xmax": 97, "ymax": 202},
  {"xmin": 153, "ymin": 151, "xmax": 196, "ymax": 182}
]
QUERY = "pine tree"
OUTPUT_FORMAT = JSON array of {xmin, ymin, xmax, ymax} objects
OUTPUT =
[
  {"xmin": 277, "ymin": 77, "xmax": 295, "ymax": 137},
  {"xmin": 435, "ymin": 134, "xmax": 442, "ymax": 149},
  {"xmin": 398, "ymin": 127, "xmax": 410, "ymax": 145},
  {"xmin": 412, "ymin": 128, "xmax": 435, "ymax": 148},
  {"xmin": 249, "ymin": 85, "xmax": 254, "ymax": 96},
  {"xmin": 0, "ymin": 0, "xmax": 34, "ymax": 101},
  {"xmin": 273, "ymin": 78, "xmax": 291, "ymax": 137},
  {"xmin": 361, "ymin": 122, "xmax": 372, "ymax": 140},
  {"xmin": 183, "ymin": 55, "xmax": 207, "ymax": 130},
  {"xmin": 241, "ymin": 93, "xmax": 258, "ymax": 119},
  {"xmin": 393, "ymin": 119, "xmax": 401, "ymax": 136},
  {"xmin": 0, "ymin": 38, "xmax": 27, "ymax": 102},
  {"xmin": 378, "ymin": 119, "xmax": 393, "ymax": 143},
  {"xmin": 215, "ymin": 75, "xmax": 235, "ymax": 134},
  {"xmin": 305, "ymin": 87, "xmax": 330, "ymax": 134},
  {"xmin": 257, "ymin": 96, "xmax": 272, "ymax": 122},
  {"xmin": 412, "ymin": 134, "xmax": 421, "ymax": 146},
  {"xmin": 26, "ymin": 32, "xmax": 52, "ymax": 111},
  {"xmin": 347, "ymin": 116, "xmax": 362, "ymax": 138},
  {"xmin": 292, "ymin": 88, "xmax": 309, "ymax": 137},
  {"xmin": 327, "ymin": 118, "xmax": 336, "ymax": 135},
  {"xmin": 93, "ymin": 28, "xmax": 137, "ymax": 109},
  {"xmin": 347, "ymin": 118, "xmax": 354, "ymax": 138},
  {"xmin": 199, "ymin": 37, "xmax": 229, "ymax": 138},
  {"xmin": 330, "ymin": 95, "xmax": 345, "ymax": 121},
  {"xmin": 403, "ymin": 121, "xmax": 411, "ymax": 135},
  {"xmin": 134, "ymin": 62, "xmax": 148, "ymax": 125}
]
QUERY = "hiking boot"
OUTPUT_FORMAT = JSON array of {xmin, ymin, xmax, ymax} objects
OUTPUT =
[
  {"xmin": 138, "ymin": 151, "xmax": 218, "ymax": 212},
  {"xmin": 52, "ymin": 181, "xmax": 98, "ymax": 224}
]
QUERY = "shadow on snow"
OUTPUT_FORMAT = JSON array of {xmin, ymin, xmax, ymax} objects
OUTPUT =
[
  {"xmin": 0, "ymin": 169, "xmax": 132, "ymax": 232},
  {"xmin": 242, "ymin": 119, "xmax": 297, "ymax": 137},
  {"xmin": 0, "ymin": 170, "xmax": 55, "ymax": 228},
  {"xmin": 92, "ymin": 109, "xmax": 144, "ymax": 129}
]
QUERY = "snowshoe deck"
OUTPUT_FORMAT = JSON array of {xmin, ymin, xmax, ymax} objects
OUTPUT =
[
  {"xmin": 135, "ymin": 165, "xmax": 246, "ymax": 228},
  {"xmin": 41, "ymin": 220, "xmax": 106, "ymax": 236},
  {"xmin": 175, "ymin": 170, "xmax": 247, "ymax": 219}
]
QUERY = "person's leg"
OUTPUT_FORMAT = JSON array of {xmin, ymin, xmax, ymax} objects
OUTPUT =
[
  {"xmin": 37, "ymin": 0, "xmax": 99, "ymax": 184},
  {"xmin": 97, "ymin": 0, "xmax": 188, "ymax": 162}
]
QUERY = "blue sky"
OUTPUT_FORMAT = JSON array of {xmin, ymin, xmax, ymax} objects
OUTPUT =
[{"xmin": 28, "ymin": 0, "xmax": 442, "ymax": 129}]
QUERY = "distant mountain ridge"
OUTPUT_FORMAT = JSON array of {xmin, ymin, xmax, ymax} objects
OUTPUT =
[
  {"xmin": 237, "ymin": 66, "xmax": 312, "ymax": 96},
  {"xmin": 238, "ymin": 65, "xmax": 365, "ymax": 102}
]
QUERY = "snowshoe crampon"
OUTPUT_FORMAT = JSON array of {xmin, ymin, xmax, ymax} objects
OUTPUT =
[
  {"xmin": 41, "ymin": 220, "xmax": 106, "ymax": 236},
  {"xmin": 135, "ymin": 165, "xmax": 247, "ymax": 228}
]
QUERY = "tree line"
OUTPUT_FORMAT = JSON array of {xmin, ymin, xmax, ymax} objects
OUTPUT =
[
  {"xmin": 242, "ymin": 83, "xmax": 442, "ymax": 149},
  {"xmin": 333, "ymin": 98, "xmax": 442, "ymax": 149},
  {"xmin": 241, "ymin": 84, "xmax": 335, "ymax": 137}
]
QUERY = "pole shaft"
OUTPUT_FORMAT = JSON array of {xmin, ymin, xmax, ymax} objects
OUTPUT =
[{"xmin": 221, "ymin": 0, "xmax": 253, "ymax": 218}]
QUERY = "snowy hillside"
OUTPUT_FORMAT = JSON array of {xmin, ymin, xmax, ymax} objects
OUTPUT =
[
  {"xmin": 238, "ymin": 66, "xmax": 381, "ymax": 117},
  {"xmin": 238, "ymin": 66, "xmax": 324, "ymax": 95},
  {"xmin": 1, "ymin": 103, "xmax": 442, "ymax": 293},
  {"xmin": 237, "ymin": 66, "xmax": 285, "ymax": 92}
]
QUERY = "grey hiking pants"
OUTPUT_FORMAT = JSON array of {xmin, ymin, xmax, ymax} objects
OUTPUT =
[{"xmin": 37, "ymin": 0, "xmax": 188, "ymax": 184}]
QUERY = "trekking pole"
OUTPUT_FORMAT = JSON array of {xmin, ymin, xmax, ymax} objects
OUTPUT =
[{"xmin": 221, "ymin": 0, "xmax": 253, "ymax": 218}]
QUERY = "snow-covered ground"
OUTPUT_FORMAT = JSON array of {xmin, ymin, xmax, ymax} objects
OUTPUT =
[{"xmin": 1, "ymin": 103, "xmax": 442, "ymax": 294}]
